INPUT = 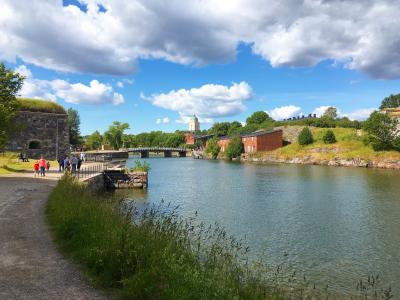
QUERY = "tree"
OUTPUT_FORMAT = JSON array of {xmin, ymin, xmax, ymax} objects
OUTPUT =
[
  {"xmin": 246, "ymin": 111, "xmax": 273, "ymax": 125},
  {"xmin": 85, "ymin": 131, "xmax": 103, "ymax": 150},
  {"xmin": 323, "ymin": 107, "xmax": 338, "ymax": 119},
  {"xmin": 67, "ymin": 108, "xmax": 82, "ymax": 146},
  {"xmin": 209, "ymin": 122, "xmax": 231, "ymax": 137},
  {"xmin": 227, "ymin": 121, "xmax": 243, "ymax": 136},
  {"xmin": 364, "ymin": 111, "xmax": 398, "ymax": 151},
  {"xmin": 322, "ymin": 130, "xmax": 337, "ymax": 144},
  {"xmin": 225, "ymin": 135, "xmax": 243, "ymax": 160},
  {"xmin": 0, "ymin": 63, "xmax": 24, "ymax": 149},
  {"xmin": 205, "ymin": 137, "xmax": 220, "ymax": 159},
  {"xmin": 298, "ymin": 127, "xmax": 314, "ymax": 145},
  {"xmin": 104, "ymin": 121, "xmax": 130, "ymax": 150},
  {"xmin": 165, "ymin": 133, "xmax": 185, "ymax": 147},
  {"xmin": 380, "ymin": 94, "xmax": 400, "ymax": 109}
]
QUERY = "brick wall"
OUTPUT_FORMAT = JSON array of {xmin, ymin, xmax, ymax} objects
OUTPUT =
[{"xmin": 256, "ymin": 130, "xmax": 283, "ymax": 151}]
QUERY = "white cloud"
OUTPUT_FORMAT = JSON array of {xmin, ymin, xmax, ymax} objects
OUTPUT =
[
  {"xmin": 156, "ymin": 117, "xmax": 170, "ymax": 124},
  {"xmin": 143, "ymin": 81, "xmax": 253, "ymax": 121},
  {"xmin": 16, "ymin": 65, "xmax": 124, "ymax": 105},
  {"xmin": 116, "ymin": 81, "xmax": 124, "ymax": 88},
  {"xmin": 2, "ymin": 1, "xmax": 400, "ymax": 78},
  {"xmin": 346, "ymin": 108, "xmax": 375, "ymax": 121},
  {"xmin": 267, "ymin": 105, "xmax": 302, "ymax": 120},
  {"xmin": 312, "ymin": 106, "xmax": 334, "ymax": 117}
]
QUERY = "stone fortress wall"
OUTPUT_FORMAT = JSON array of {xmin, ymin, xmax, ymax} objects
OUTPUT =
[{"xmin": 5, "ymin": 110, "xmax": 69, "ymax": 160}]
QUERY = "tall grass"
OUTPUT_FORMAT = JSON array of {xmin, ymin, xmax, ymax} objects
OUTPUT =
[
  {"xmin": 46, "ymin": 177, "xmax": 394, "ymax": 299},
  {"xmin": 17, "ymin": 98, "xmax": 66, "ymax": 114}
]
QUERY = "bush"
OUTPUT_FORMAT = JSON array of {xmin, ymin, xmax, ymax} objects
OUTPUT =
[
  {"xmin": 205, "ymin": 137, "xmax": 220, "ymax": 159},
  {"xmin": 298, "ymin": 127, "xmax": 314, "ymax": 145},
  {"xmin": 130, "ymin": 160, "xmax": 150, "ymax": 172},
  {"xmin": 17, "ymin": 98, "xmax": 66, "ymax": 114},
  {"xmin": 364, "ymin": 111, "xmax": 398, "ymax": 151},
  {"xmin": 322, "ymin": 130, "xmax": 337, "ymax": 144},
  {"xmin": 225, "ymin": 135, "xmax": 243, "ymax": 160}
]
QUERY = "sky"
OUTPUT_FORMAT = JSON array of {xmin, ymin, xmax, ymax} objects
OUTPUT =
[{"xmin": 1, "ymin": 0, "xmax": 400, "ymax": 135}]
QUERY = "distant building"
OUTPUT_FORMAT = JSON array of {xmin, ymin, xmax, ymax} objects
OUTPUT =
[
  {"xmin": 217, "ymin": 129, "xmax": 283, "ymax": 153},
  {"xmin": 188, "ymin": 114, "xmax": 200, "ymax": 132}
]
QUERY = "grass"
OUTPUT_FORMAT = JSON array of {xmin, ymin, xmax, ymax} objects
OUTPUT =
[
  {"xmin": 46, "ymin": 177, "xmax": 393, "ymax": 299},
  {"xmin": 0, "ymin": 152, "xmax": 58, "ymax": 174},
  {"xmin": 253, "ymin": 127, "xmax": 400, "ymax": 163},
  {"xmin": 17, "ymin": 98, "xmax": 66, "ymax": 114}
]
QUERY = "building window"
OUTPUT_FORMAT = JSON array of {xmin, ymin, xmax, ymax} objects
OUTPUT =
[{"xmin": 28, "ymin": 140, "xmax": 41, "ymax": 149}]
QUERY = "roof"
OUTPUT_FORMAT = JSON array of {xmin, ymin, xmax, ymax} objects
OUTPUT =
[
  {"xmin": 17, "ymin": 98, "xmax": 66, "ymax": 114},
  {"xmin": 194, "ymin": 134, "xmax": 214, "ymax": 139},
  {"xmin": 240, "ymin": 129, "xmax": 282, "ymax": 138}
]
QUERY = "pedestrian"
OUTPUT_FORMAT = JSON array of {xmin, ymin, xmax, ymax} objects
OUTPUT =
[
  {"xmin": 58, "ymin": 156, "xmax": 64, "ymax": 172},
  {"xmin": 33, "ymin": 161, "xmax": 39, "ymax": 177},
  {"xmin": 64, "ymin": 156, "xmax": 70, "ymax": 174},
  {"xmin": 80, "ymin": 152, "xmax": 86, "ymax": 162},
  {"xmin": 39, "ymin": 155, "xmax": 46, "ymax": 177},
  {"xmin": 71, "ymin": 156, "xmax": 78, "ymax": 173},
  {"xmin": 46, "ymin": 161, "xmax": 50, "ymax": 171},
  {"xmin": 77, "ymin": 157, "xmax": 83, "ymax": 171}
]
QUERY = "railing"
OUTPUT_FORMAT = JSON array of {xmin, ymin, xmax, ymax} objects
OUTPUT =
[
  {"xmin": 127, "ymin": 147, "xmax": 187, "ymax": 152},
  {"xmin": 73, "ymin": 160, "xmax": 126, "ymax": 180}
]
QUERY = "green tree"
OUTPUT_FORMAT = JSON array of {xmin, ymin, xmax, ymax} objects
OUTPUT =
[
  {"xmin": 364, "ymin": 111, "xmax": 398, "ymax": 151},
  {"xmin": 67, "ymin": 108, "xmax": 82, "ymax": 146},
  {"xmin": 85, "ymin": 131, "xmax": 103, "ymax": 150},
  {"xmin": 205, "ymin": 137, "xmax": 221, "ymax": 159},
  {"xmin": 380, "ymin": 94, "xmax": 400, "ymax": 109},
  {"xmin": 225, "ymin": 135, "xmax": 243, "ymax": 160},
  {"xmin": 0, "ymin": 63, "xmax": 24, "ymax": 149},
  {"xmin": 322, "ymin": 130, "xmax": 337, "ymax": 144},
  {"xmin": 298, "ymin": 127, "xmax": 314, "ymax": 145},
  {"xmin": 246, "ymin": 111, "xmax": 273, "ymax": 125},
  {"xmin": 209, "ymin": 122, "xmax": 231, "ymax": 137},
  {"xmin": 227, "ymin": 121, "xmax": 243, "ymax": 136},
  {"xmin": 104, "ymin": 121, "xmax": 130, "ymax": 150},
  {"xmin": 165, "ymin": 133, "xmax": 186, "ymax": 147},
  {"xmin": 323, "ymin": 107, "xmax": 338, "ymax": 119}
]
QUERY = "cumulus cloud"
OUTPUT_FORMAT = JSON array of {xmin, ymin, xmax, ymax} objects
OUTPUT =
[
  {"xmin": 267, "ymin": 105, "xmax": 302, "ymax": 120},
  {"xmin": 156, "ymin": 117, "xmax": 170, "ymax": 124},
  {"xmin": 346, "ymin": 108, "xmax": 375, "ymax": 121},
  {"xmin": 116, "ymin": 81, "xmax": 124, "ymax": 88},
  {"xmin": 2, "ymin": 1, "xmax": 400, "ymax": 78},
  {"xmin": 16, "ymin": 65, "xmax": 124, "ymax": 105},
  {"xmin": 142, "ymin": 82, "xmax": 253, "ymax": 122},
  {"xmin": 312, "ymin": 106, "xmax": 335, "ymax": 117}
]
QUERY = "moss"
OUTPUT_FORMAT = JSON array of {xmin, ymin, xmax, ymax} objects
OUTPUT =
[{"xmin": 17, "ymin": 98, "xmax": 66, "ymax": 114}]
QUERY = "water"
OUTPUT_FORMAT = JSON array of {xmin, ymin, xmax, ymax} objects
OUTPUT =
[{"xmin": 125, "ymin": 157, "xmax": 400, "ymax": 295}]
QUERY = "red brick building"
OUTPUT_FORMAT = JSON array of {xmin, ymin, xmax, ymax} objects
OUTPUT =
[{"xmin": 218, "ymin": 129, "xmax": 283, "ymax": 153}]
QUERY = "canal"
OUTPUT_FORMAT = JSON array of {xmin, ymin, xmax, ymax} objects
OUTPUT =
[{"xmin": 125, "ymin": 157, "xmax": 400, "ymax": 295}]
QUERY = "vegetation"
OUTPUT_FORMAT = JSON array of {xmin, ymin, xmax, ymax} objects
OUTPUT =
[
  {"xmin": 17, "ymin": 98, "xmax": 66, "ymax": 114},
  {"xmin": 104, "ymin": 121, "xmax": 130, "ymax": 150},
  {"xmin": 205, "ymin": 137, "xmax": 220, "ymax": 159},
  {"xmin": 364, "ymin": 111, "xmax": 399, "ymax": 151},
  {"xmin": 0, "ymin": 63, "xmax": 24, "ymax": 149},
  {"xmin": 225, "ymin": 135, "xmax": 244, "ymax": 160},
  {"xmin": 85, "ymin": 130, "xmax": 103, "ymax": 150},
  {"xmin": 298, "ymin": 127, "xmax": 314, "ymax": 145},
  {"xmin": 46, "ymin": 177, "xmax": 394, "ymax": 300},
  {"xmin": 246, "ymin": 111, "xmax": 273, "ymax": 125},
  {"xmin": 380, "ymin": 94, "xmax": 400, "ymax": 109},
  {"xmin": 275, "ymin": 116, "xmax": 362, "ymax": 129},
  {"xmin": 322, "ymin": 130, "xmax": 337, "ymax": 144},
  {"xmin": 129, "ymin": 160, "xmax": 150, "ymax": 172},
  {"xmin": 0, "ymin": 152, "xmax": 57, "ymax": 174},
  {"xmin": 323, "ymin": 107, "xmax": 338, "ymax": 119},
  {"xmin": 67, "ymin": 108, "xmax": 82, "ymax": 147}
]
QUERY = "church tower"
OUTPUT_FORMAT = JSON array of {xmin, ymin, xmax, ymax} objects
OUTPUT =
[{"xmin": 188, "ymin": 114, "xmax": 200, "ymax": 132}]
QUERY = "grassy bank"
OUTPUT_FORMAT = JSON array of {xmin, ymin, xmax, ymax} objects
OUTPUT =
[
  {"xmin": 46, "ymin": 177, "xmax": 393, "ymax": 299},
  {"xmin": 0, "ymin": 152, "xmax": 57, "ymax": 174},
  {"xmin": 253, "ymin": 127, "xmax": 400, "ymax": 164}
]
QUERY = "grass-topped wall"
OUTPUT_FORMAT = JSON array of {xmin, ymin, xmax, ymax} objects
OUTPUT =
[{"xmin": 17, "ymin": 98, "xmax": 66, "ymax": 114}]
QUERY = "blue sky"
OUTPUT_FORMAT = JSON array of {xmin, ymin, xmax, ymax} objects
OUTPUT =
[{"xmin": 2, "ymin": 1, "xmax": 400, "ymax": 135}]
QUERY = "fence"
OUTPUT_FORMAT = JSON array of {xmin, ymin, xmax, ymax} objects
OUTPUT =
[{"xmin": 73, "ymin": 160, "xmax": 127, "ymax": 180}]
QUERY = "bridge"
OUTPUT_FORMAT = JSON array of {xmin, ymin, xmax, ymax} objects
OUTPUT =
[{"xmin": 126, "ymin": 147, "xmax": 188, "ymax": 158}]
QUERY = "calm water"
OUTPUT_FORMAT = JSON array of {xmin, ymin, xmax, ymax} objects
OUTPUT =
[{"xmin": 125, "ymin": 157, "xmax": 400, "ymax": 295}]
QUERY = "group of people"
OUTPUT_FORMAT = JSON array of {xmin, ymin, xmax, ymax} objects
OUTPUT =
[
  {"xmin": 57, "ymin": 154, "xmax": 84, "ymax": 174},
  {"xmin": 33, "ymin": 155, "xmax": 50, "ymax": 177}
]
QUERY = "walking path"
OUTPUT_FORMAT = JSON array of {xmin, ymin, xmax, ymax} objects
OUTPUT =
[{"xmin": 0, "ymin": 177, "xmax": 107, "ymax": 299}]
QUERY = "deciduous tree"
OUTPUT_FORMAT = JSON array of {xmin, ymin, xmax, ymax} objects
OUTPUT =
[{"xmin": 104, "ymin": 121, "xmax": 130, "ymax": 149}]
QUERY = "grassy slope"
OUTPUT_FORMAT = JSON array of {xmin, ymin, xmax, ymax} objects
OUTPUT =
[
  {"xmin": 253, "ymin": 127, "xmax": 400, "ymax": 163},
  {"xmin": 0, "ymin": 152, "xmax": 57, "ymax": 174},
  {"xmin": 17, "ymin": 98, "xmax": 66, "ymax": 114}
]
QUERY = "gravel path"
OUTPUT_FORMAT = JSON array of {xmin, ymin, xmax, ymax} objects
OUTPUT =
[{"xmin": 0, "ymin": 177, "xmax": 107, "ymax": 299}]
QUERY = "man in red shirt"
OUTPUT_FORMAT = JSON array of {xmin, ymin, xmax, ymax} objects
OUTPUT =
[{"xmin": 39, "ymin": 155, "xmax": 47, "ymax": 177}]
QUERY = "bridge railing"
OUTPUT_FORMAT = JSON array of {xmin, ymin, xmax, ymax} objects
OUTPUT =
[{"xmin": 127, "ymin": 147, "xmax": 188, "ymax": 152}]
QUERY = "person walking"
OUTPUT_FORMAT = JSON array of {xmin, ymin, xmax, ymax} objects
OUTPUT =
[
  {"xmin": 71, "ymin": 156, "xmax": 78, "ymax": 173},
  {"xmin": 77, "ymin": 157, "xmax": 83, "ymax": 172},
  {"xmin": 58, "ymin": 156, "xmax": 64, "ymax": 172},
  {"xmin": 64, "ymin": 156, "xmax": 70, "ymax": 174},
  {"xmin": 33, "ymin": 161, "xmax": 39, "ymax": 177},
  {"xmin": 39, "ymin": 155, "xmax": 46, "ymax": 177}
]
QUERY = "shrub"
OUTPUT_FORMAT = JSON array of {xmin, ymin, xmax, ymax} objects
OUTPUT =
[
  {"xmin": 17, "ymin": 98, "xmax": 66, "ymax": 114},
  {"xmin": 205, "ymin": 137, "xmax": 220, "ymax": 159},
  {"xmin": 130, "ymin": 160, "xmax": 150, "ymax": 172},
  {"xmin": 298, "ymin": 127, "xmax": 314, "ymax": 145},
  {"xmin": 225, "ymin": 135, "xmax": 243, "ymax": 160},
  {"xmin": 364, "ymin": 111, "xmax": 398, "ymax": 151},
  {"xmin": 322, "ymin": 130, "xmax": 337, "ymax": 144}
]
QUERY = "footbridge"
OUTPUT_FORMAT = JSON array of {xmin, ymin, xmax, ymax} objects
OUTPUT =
[{"xmin": 127, "ymin": 147, "xmax": 188, "ymax": 158}]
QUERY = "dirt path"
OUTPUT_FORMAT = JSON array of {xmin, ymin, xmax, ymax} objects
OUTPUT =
[{"xmin": 0, "ymin": 177, "xmax": 107, "ymax": 299}]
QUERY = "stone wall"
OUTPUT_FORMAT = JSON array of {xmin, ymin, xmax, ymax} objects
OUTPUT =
[{"xmin": 5, "ymin": 111, "xmax": 69, "ymax": 160}]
